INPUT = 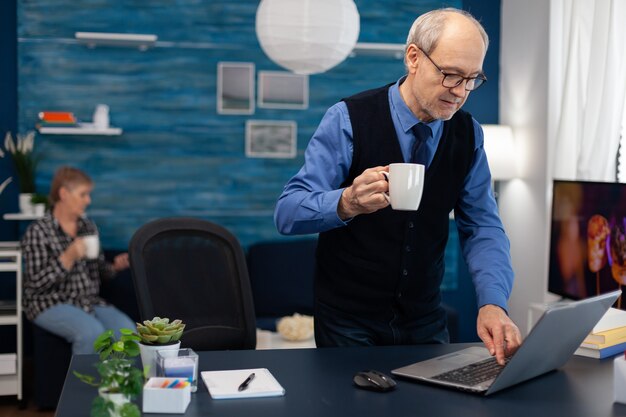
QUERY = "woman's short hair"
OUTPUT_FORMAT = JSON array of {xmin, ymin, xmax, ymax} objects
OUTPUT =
[
  {"xmin": 405, "ymin": 8, "xmax": 489, "ymax": 66},
  {"xmin": 49, "ymin": 166, "xmax": 93, "ymax": 206}
]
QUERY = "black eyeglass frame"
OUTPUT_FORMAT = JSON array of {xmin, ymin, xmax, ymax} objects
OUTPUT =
[{"xmin": 418, "ymin": 47, "xmax": 487, "ymax": 92}]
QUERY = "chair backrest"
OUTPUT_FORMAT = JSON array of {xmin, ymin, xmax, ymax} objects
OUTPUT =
[
  {"xmin": 129, "ymin": 217, "xmax": 256, "ymax": 350},
  {"xmin": 247, "ymin": 239, "xmax": 316, "ymax": 330}
]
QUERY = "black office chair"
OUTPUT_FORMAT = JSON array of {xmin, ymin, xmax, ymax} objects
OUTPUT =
[{"xmin": 129, "ymin": 217, "xmax": 256, "ymax": 350}]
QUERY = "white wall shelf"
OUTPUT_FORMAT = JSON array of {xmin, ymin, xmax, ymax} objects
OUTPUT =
[
  {"xmin": 351, "ymin": 42, "xmax": 405, "ymax": 59},
  {"xmin": 3, "ymin": 213, "xmax": 44, "ymax": 221},
  {"xmin": 76, "ymin": 32, "xmax": 157, "ymax": 51},
  {"xmin": 37, "ymin": 122, "xmax": 122, "ymax": 136}
]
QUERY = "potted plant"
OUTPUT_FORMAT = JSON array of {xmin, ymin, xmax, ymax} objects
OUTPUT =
[
  {"xmin": 3, "ymin": 131, "xmax": 37, "ymax": 213},
  {"xmin": 74, "ymin": 328, "xmax": 143, "ymax": 417},
  {"xmin": 30, "ymin": 193, "xmax": 48, "ymax": 216},
  {"xmin": 0, "ymin": 146, "xmax": 12, "ymax": 196},
  {"xmin": 135, "ymin": 317, "xmax": 185, "ymax": 378}
]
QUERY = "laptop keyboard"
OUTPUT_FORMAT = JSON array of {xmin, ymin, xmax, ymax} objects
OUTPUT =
[{"xmin": 431, "ymin": 357, "xmax": 508, "ymax": 386}]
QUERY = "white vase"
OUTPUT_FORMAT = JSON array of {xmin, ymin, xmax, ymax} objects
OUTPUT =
[
  {"xmin": 139, "ymin": 341, "xmax": 181, "ymax": 378},
  {"xmin": 19, "ymin": 193, "xmax": 34, "ymax": 214},
  {"xmin": 98, "ymin": 388, "xmax": 130, "ymax": 417},
  {"xmin": 33, "ymin": 203, "xmax": 45, "ymax": 217}
]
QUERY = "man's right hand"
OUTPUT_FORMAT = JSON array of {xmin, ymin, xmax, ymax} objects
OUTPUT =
[{"xmin": 337, "ymin": 166, "xmax": 390, "ymax": 220}]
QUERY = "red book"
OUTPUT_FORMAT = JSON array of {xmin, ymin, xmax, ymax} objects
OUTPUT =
[{"xmin": 38, "ymin": 111, "xmax": 77, "ymax": 124}]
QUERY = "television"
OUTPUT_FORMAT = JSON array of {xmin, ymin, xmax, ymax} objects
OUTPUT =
[{"xmin": 548, "ymin": 180, "xmax": 626, "ymax": 307}]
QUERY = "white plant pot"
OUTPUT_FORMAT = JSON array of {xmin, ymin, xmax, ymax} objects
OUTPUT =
[
  {"xmin": 98, "ymin": 387, "xmax": 130, "ymax": 417},
  {"xmin": 33, "ymin": 203, "xmax": 45, "ymax": 216},
  {"xmin": 139, "ymin": 341, "xmax": 181, "ymax": 378},
  {"xmin": 19, "ymin": 193, "xmax": 34, "ymax": 214}
]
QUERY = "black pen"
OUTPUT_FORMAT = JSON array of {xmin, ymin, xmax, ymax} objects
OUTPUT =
[{"xmin": 238, "ymin": 372, "xmax": 255, "ymax": 391}]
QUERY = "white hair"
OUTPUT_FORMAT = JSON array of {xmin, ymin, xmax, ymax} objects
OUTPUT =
[{"xmin": 404, "ymin": 8, "xmax": 489, "ymax": 68}]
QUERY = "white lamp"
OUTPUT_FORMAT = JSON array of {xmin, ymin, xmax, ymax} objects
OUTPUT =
[
  {"xmin": 482, "ymin": 124, "xmax": 518, "ymax": 180},
  {"xmin": 255, "ymin": 0, "xmax": 360, "ymax": 75}
]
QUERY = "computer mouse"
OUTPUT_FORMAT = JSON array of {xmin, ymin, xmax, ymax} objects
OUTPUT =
[{"xmin": 353, "ymin": 369, "xmax": 397, "ymax": 392}]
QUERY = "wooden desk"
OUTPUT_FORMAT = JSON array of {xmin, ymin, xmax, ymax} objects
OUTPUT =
[{"xmin": 56, "ymin": 343, "xmax": 626, "ymax": 417}]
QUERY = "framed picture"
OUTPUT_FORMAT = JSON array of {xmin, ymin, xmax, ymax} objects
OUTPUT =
[
  {"xmin": 258, "ymin": 71, "xmax": 308, "ymax": 109},
  {"xmin": 245, "ymin": 120, "xmax": 297, "ymax": 159},
  {"xmin": 217, "ymin": 62, "xmax": 255, "ymax": 114}
]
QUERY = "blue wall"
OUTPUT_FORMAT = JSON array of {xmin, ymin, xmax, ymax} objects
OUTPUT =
[
  {"xmin": 1, "ymin": 0, "xmax": 501, "ymax": 342},
  {"xmin": 7, "ymin": 0, "xmax": 503, "ymax": 252}
]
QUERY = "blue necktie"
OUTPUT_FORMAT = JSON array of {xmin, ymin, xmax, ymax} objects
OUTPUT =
[{"xmin": 411, "ymin": 123, "xmax": 431, "ymax": 166}]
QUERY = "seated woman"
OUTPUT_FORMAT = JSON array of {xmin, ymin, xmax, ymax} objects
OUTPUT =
[{"xmin": 21, "ymin": 166, "xmax": 134, "ymax": 354}]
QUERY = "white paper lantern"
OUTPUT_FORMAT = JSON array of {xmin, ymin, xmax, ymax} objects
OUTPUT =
[{"xmin": 255, "ymin": 0, "xmax": 360, "ymax": 75}]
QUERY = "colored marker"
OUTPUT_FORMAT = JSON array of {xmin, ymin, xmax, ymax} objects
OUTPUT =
[{"xmin": 167, "ymin": 379, "xmax": 180, "ymax": 388}]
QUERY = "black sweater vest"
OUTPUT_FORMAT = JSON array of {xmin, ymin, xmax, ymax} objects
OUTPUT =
[{"xmin": 316, "ymin": 84, "xmax": 475, "ymax": 318}]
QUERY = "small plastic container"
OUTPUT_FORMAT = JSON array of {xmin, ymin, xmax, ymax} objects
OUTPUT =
[
  {"xmin": 156, "ymin": 348, "xmax": 199, "ymax": 392},
  {"xmin": 143, "ymin": 377, "xmax": 191, "ymax": 414}
]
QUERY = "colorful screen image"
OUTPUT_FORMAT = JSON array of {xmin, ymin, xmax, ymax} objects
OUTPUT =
[{"xmin": 548, "ymin": 180, "xmax": 626, "ymax": 306}]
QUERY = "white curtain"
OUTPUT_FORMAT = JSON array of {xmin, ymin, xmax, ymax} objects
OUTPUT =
[{"xmin": 551, "ymin": 0, "xmax": 626, "ymax": 181}]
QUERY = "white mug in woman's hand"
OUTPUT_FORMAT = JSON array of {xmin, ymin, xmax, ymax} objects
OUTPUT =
[
  {"xmin": 381, "ymin": 163, "xmax": 425, "ymax": 211},
  {"xmin": 82, "ymin": 235, "xmax": 100, "ymax": 259}
]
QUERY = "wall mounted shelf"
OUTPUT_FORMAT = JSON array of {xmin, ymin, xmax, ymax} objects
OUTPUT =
[
  {"xmin": 37, "ymin": 123, "xmax": 122, "ymax": 136},
  {"xmin": 3, "ymin": 213, "xmax": 44, "ymax": 221},
  {"xmin": 75, "ymin": 32, "xmax": 157, "ymax": 51},
  {"xmin": 351, "ymin": 42, "xmax": 405, "ymax": 59}
]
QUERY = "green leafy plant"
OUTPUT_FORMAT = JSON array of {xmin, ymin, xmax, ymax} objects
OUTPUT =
[
  {"xmin": 0, "ymin": 146, "xmax": 12, "ymax": 195},
  {"xmin": 74, "ymin": 329, "xmax": 143, "ymax": 417},
  {"xmin": 135, "ymin": 317, "xmax": 185, "ymax": 345},
  {"xmin": 3, "ymin": 131, "xmax": 37, "ymax": 193},
  {"xmin": 30, "ymin": 193, "xmax": 49, "ymax": 208}
]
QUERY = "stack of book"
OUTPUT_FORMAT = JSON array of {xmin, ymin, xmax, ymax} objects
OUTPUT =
[
  {"xmin": 575, "ymin": 308, "xmax": 626, "ymax": 359},
  {"xmin": 36, "ymin": 111, "xmax": 78, "ymax": 129}
]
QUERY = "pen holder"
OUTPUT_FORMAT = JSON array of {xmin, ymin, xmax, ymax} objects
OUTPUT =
[
  {"xmin": 615, "ymin": 354, "xmax": 626, "ymax": 404},
  {"xmin": 143, "ymin": 377, "xmax": 191, "ymax": 414},
  {"xmin": 157, "ymin": 348, "xmax": 199, "ymax": 393}
]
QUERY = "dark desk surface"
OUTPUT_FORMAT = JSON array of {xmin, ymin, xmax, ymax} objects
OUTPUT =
[{"xmin": 57, "ymin": 343, "xmax": 626, "ymax": 417}]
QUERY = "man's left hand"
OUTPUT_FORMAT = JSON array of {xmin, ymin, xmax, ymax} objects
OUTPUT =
[{"xmin": 476, "ymin": 304, "xmax": 522, "ymax": 365}]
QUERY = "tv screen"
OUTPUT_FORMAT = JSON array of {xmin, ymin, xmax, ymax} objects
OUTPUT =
[{"xmin": 548, "ymin": 180, "xmax": 626, "ymax": 306}]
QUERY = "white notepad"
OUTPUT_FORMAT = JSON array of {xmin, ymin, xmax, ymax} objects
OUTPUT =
[{"xmin": 201, "ymin": 368, "xmax": 285, "ymax": 399}]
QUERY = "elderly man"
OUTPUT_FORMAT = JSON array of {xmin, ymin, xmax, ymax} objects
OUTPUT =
[{"xmin": 274, "ymin": 7, "xmax": 521, "ymax": 365}]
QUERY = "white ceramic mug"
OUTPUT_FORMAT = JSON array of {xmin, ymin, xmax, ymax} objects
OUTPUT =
[
  {"xmin": 381, "ymin": 163, "xmax": 425, "ymax": 211},
  {"xmin": 82, "ymin": 235, "xmax": 100, "ymax": 259}
]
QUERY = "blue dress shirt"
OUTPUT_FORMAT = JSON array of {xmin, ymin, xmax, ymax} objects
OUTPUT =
[{"xmin": 274, "ymin": 78, "xmax": 514, "ymax": 311}]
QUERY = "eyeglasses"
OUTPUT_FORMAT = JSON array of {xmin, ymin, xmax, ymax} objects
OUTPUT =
[{"xmin": 418, "ymin": 48, "xmax": 487, "ymax": 92}]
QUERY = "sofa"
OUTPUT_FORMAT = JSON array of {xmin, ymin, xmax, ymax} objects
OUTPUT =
[
  {"xmin": 31, "ymin": 240, "xmax": 461, "ymax": 409},
  {"xmin": 246, "ymin": 238, "xmax": 459, "ymax": 341},
  {"xmin": 30, "ymin": 250, "xmax": 139, "ymax": 409}
]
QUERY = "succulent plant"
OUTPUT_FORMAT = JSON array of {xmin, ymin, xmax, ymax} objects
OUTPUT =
[{"xmin": 135, "ymin": 317, "xmax": 185, "ymax": 345}]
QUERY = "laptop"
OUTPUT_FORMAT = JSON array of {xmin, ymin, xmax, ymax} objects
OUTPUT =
[{"xmin": 392, "ymin": 290, "xmax": 621, "ymax": 395}]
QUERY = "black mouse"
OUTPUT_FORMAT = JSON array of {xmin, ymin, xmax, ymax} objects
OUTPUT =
[{"xmin": 353, "ymin": 369, "xmax": 397, "ymax": 392}]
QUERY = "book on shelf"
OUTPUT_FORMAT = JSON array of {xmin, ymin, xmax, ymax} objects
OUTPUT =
[
  {"xmin": 580, "ymin": 334, "xmax": 626, "ymax": 349},
  {"xmin": 0, "ymin": 300, "xmax": 16, "ymax": 313},
  {"xmin": 36, "ymin": 121, "xmax": 79, "ymax": 129},
  {"xmin": 584, "ymin": 325, "xmax": 626, "ymax": 345},
  {"xmin": 575, "ymin": 340, "xmax": 626, "ymax": 359},
  {"xmin": 38, "ymin": 111, "xmax": 77, "ymax": 124},
  {"xmin": 591, "ymin": 307, "xmax": 626, "ymax": 334}
]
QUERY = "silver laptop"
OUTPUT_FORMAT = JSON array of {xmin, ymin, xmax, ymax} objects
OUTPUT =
[{"xmin": 392, "ymin": 290, "xmax": 621, "ymax": 395}]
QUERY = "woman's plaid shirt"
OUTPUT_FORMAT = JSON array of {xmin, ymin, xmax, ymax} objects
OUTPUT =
[{"xmin": 20, "ymin": 212, "xmax": 115, "ymax": 320}]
